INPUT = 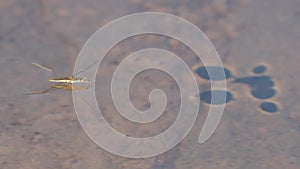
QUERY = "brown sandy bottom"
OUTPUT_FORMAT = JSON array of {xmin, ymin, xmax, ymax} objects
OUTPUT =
[{"xmin": 0, "ymin": 0, "xmax": 299, "ymax": 169}]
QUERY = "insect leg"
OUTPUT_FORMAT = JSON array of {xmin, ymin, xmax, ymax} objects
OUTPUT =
[{"xmin": 25, "ymin": 87, "xmax": 57, "ymax": 95}]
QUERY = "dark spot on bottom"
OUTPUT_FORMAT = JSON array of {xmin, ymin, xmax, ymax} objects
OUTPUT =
[
  {"xmin": 260, "ymin": 102, "xmax": 279, "ymax": 113},
  {"xmin": 10, "ymin": 122, "xmax": 21, "ymax": 126},
  {"xmin": 200, "ymin": 90, "xmax": 233, "ymax": 104},
  {"xmin": 34, "ymin": 131, "xmax": 40, "ymax": 135}
]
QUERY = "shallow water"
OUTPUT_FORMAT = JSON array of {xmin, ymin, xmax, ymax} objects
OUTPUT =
[{"xmin": 0, "ymin": 0, "xmax": 299, "ymax": 168}]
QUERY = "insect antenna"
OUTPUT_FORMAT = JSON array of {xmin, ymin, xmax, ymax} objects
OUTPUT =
[{"xmin": 32, "ymin": 62, "xmax": 59, "ymax": 77}]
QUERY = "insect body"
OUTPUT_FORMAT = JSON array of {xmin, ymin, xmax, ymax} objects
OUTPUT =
[{"xmin": 49, "ymin": 77, "xmax": 90, "ymax": 84}]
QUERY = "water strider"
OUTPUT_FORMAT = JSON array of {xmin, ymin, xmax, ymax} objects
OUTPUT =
[{"xmin": 26, "ymin": 61, "xmax": 98, "ymax": 95}]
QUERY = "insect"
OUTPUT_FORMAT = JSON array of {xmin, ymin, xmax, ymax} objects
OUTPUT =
[{"xmin": 26, "ymin": 61, "xmax": 98, "ymax": 95}]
